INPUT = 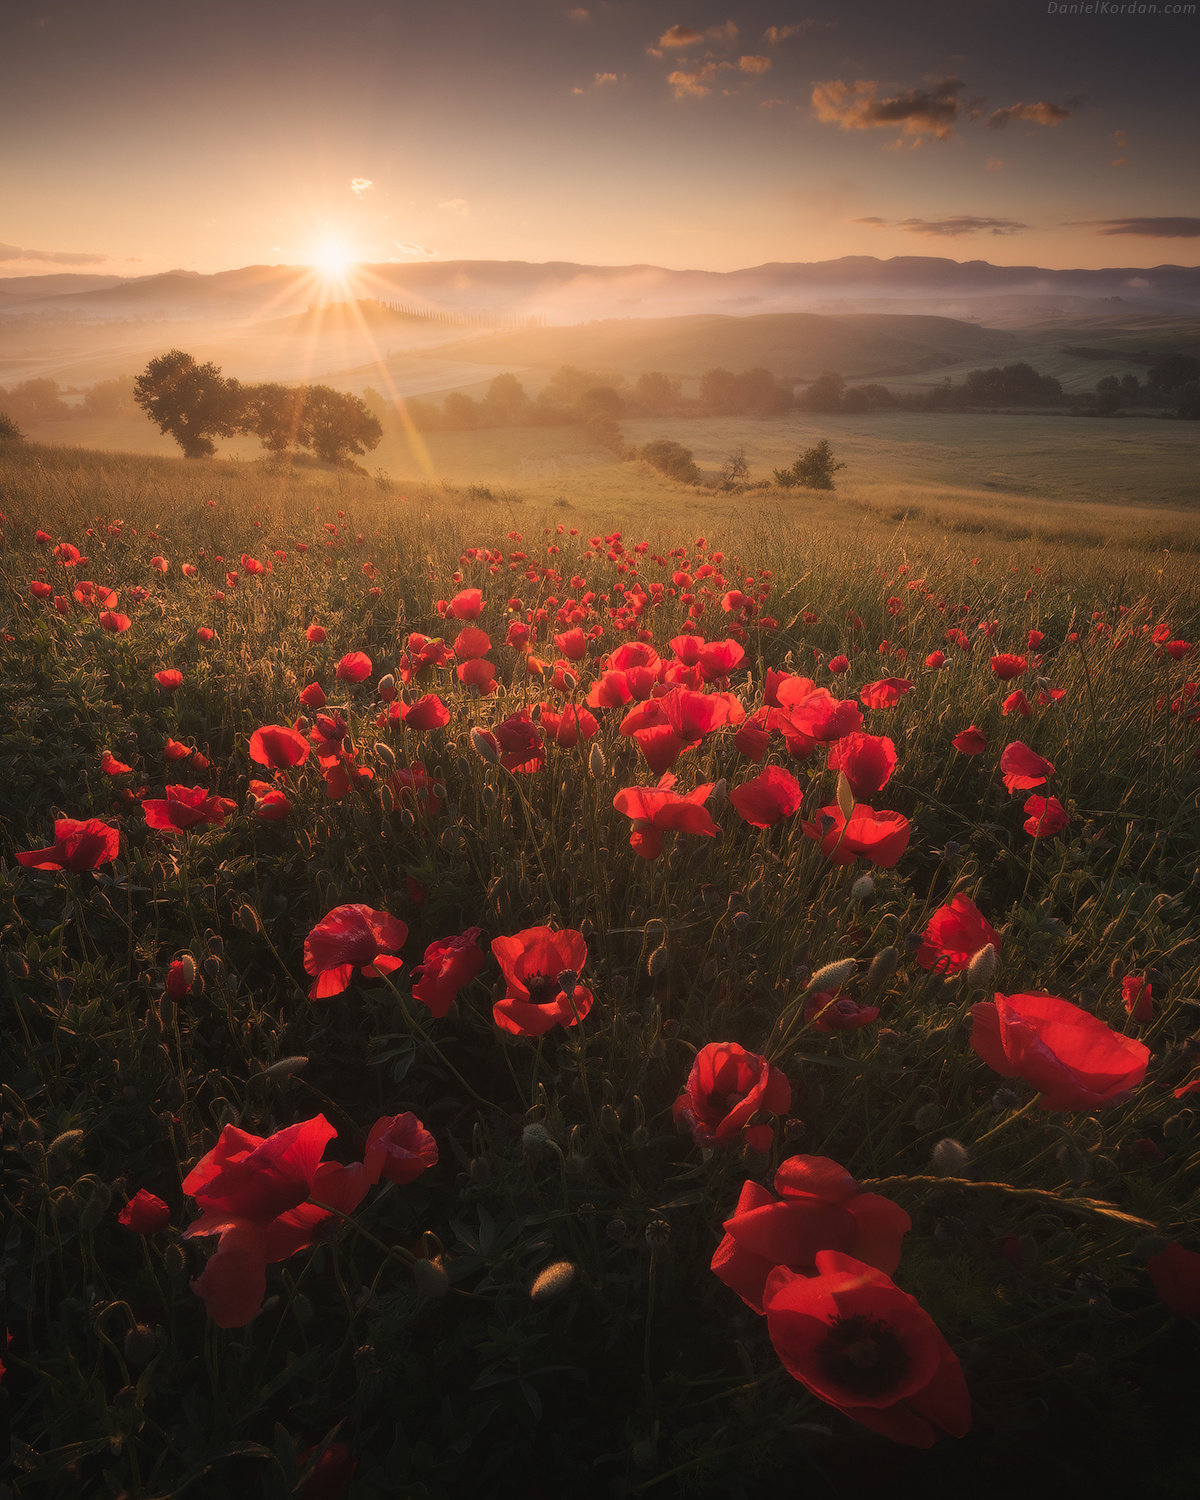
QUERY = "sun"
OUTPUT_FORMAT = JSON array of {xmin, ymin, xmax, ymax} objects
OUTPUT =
[{"xmin": 310, "ymin": 239, "xmax": 358, "ymax": 278}]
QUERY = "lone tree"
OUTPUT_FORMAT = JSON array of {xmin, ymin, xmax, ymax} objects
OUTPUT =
[
  {"xmin": 134, "ymin": 350, "xmax": 244, "ymax": 458},
  {"xmin": 773, "ymin": 439, "xmax": 846, "ymax": 491},
  {"xmin": 640, "ymin": 438, "xmax": 700, "ymax": 484},
  {"xmin": 298, "ymin": 385, "xmax": 383, "ymax": 465}
]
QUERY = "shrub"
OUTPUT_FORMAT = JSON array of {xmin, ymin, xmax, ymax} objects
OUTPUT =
[
  {"xmin": 774, "ymin": 438, "xmax": 846, "ymax": 490},
  {"xmin": 640, "ymin": 438, "xmax": 700, "ymax": 483}
]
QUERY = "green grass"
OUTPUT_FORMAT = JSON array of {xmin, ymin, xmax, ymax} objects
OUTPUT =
[{"xmin": 3, "ymin": 441, "xmax": 1200, "ymax": 1497}]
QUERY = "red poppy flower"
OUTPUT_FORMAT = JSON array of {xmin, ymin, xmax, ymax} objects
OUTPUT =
[
  {"xmin": 827, "ymin": 733, "xmax": 897, "ymax": 798},
  {"xmin": 100, "ymin": 610, "xmax": 131, "ymax": 632},
  {"xmin": 802, "ymin": 804, "xmax": 910, "ymax": 869},
  {"xmin": 385, "ymin": 760, "xmax": 442, "ymax": 819},
  {"xmin": 763, "ymin": 1252, "xmax": 971, "ymax": 1447},
  {"xmin": 787, "ymin": 689, "xmax": 864, "ymax": 744},
  {"xmin": 585, "ymin": 669, "xmax": 634, "ymax": 708},
  {"xmin": 613, "ymin": 775, "xmax": 719, "ymax": 859},
  {"xmin": 36, "ymin": 529, "xmax": 52, "ymax": 544},
  {"xmin": 163, "ymin": 738, "xmax": 192, "ymax": 762},
  {"xmin": 249, "ymin": 780, "xmax": 292, "ymax": 820},
  {"xmin": 100, "ymin": 750, "xmax": 132, "ymax": 775},
  {"xmin": 119, "ymin": 1189, "xmax": 171, "ymax": 1234},
  {"xmin": 54, "ymin": 542, "xmax": 82, "ymax": 566},
  {"xmin": 303, "ymin": 904, "xmax": 407, "ymax": 999},
  {"xmin": 363, "ymin": 1112, "xmax": 438, "ymax": 1185},
  {"xmin": 608, "ymin": 641, "xmax": 661, "ymax": 673},
  {"xmin": 915, "ymin": 894, "xmax": 1001, "ymax": 974},
  {"xmin": 859, "ymin": 678, "xmax": 913, "ymax": 710},
  {"xmin": 454, "ymin": 625, "xmax": 491, "ymax": 660},
  {"xmin": 673, "ymin": 1042, "xmax": 791, "ymax": 1152},
  {"xmin": 1023, "ymin": 794, "xmax": 1068, "ymax": 838},
  {"xmin": 154, "ymin": 669, "xmax": 183, "ymax": 691},
  {"xmin": 730, "ymin": 766, "xmax": 804, "ymax": 828},
  {"xmin": 804, "ymin": 991, "xmax": 880, "ymax": 1033},
  {"xmin": 734, "ymin": 712, "xmax": 772, "ymax": 763},
  {"xmin": 457, "ymin": 657, "xmax": 497, "ymax": 694},
  {"xmin": 970, "ymin": 992, "xmax": 1150, "ymax": 1109},
  {"xmin": 697, "ymin": 638, "xmax": 745, "ymax": 682},
  {"xmin": 1145, "ymin": 1242, "xmax": 1200, "ymax": 1316},
  {"xmin": 952, "ymin": 726, "xmax": 987, "ymax": 755},
  {"xmin": 411, "ymin": 928, "xmax": 487, "ymax": 1017},
  {"xmin": 196, "ymin": 626, "xmax": 214, "ymax": 642},
  {"xmin": 250, "ymin": 724, "xmax": 310, "ymax": 769},
  {"xmin": 299, "ymin": 682, "xmax": 327, "ymax": 708},
  {"xmin": 182, "ymin": 1114, "xmax": 374, "ymax": 1327},
  {"xmin": 310, "ymin": 712, "xmax": 349, "ymax": 761},
  {"xmin": 297, "ymin": 1443, "xmax": 357, "ymax": 1500},
  {"xmin": 400, "ymin": 693, "xmax": 451, "ymax": 731},
  {"xmin": 1122, "ymin": 974, "xmax": 1153, "ymax": 1023},
  {"xmin": 449, "ymin": 587, "xmax": 485, "ymax": 620},
  {"xmin": 29, "ymin": 579, "xmax": 52, "ymax": 599},
  {"xmin": 925, "ymin": 650, "xmax": 946, "ymax": 669},
  {"xmin": 537, "ymin": 703, "xmax": 599, "ymax": 746},
  {"xmin": 17, "ymin": 817, "xmax": 121, "ymax": 872},
  {"xmin": 1000, "ymin": 741, "xmax": 1054, "ymax": 793},
  {"xmin": 491, "ymin": 925, "xmax": 593, "ymax": 1036},
  {"xmin": 494, "ymin": 709, "xmax": 545, "ymax": 772},
  {"xmin": 1002, "ymin": 690, "xmax": 1031, "ymax": 717},
  {"xmin": 335, "ymin": 651, "xmax": 372, "ymax": 683},
  {"xmin": 828, "ymin": 655, "xmax": 850, "ymax": 675},
  {"xmin": 142, "ymin": 785, "xmax": 234, "ymax": 833},
  {"xmin": 990, "ymin": 654, "xmax": 1027, "ymax": 680},
  {"xmin": 712, "ymin": 1157, "xmax": 911, "ymax": 1314},
  {"xmin": 306, "ymin": 624, "xmax": 327, "ymax": 643},
  {"xmin": 670, "ymin": 633, "xmax": 704, "ymax": 665}
]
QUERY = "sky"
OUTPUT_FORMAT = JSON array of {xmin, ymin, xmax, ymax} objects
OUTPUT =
[{"xmin": 3, "ymin": 0, "xmax": 1198, "ymax": 278}]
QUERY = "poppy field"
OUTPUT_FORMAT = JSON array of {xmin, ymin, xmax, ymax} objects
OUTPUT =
[{"xmin": 4, "ymin": 446, "xmax": 1200, "ymax": 1499}]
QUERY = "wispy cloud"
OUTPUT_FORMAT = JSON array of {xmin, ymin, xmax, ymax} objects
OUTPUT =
[
  {"xmin": 856, "ymin": 215, "xmax": 1029, "ymax": 237},
  {"xmin": 658, "ymin": 24, "xmax": 702, "ymax": 48},
  {"xmin": 650, "ymin": 19, "xmax": 738, "ymax": 55},
  {"xmin": 573, "ymin": 71, "xmax": 624, "ymax": 92},
  {"xmin": 350, "ymin": 178, "xmax": 373, "ymax": 196},
  {"xmin": 986, "ymin": 100, "xmax": 1071, "ymax": 129},
  {"xmin": 812, "ymin": 77, "xmax": 966, "ymax": 141},
  {"xmin": 437, "ymin": 198, "xmax": 470, "ymax": 215},
  {"xmin": 1070, "ymin": 217, "xmax": 1200, "ymax": 238},
  {"xmin": 738, "ymin": 55, "xmax": 770, "ymax": 74},
  {"xmin": 986, "ymin": 157, "xmax": 1004, "ymax": 171},
  {"xmin": 667, "ymin": 61, "xmax": 733, "ymax": 100},
  {"xmin": 394, "ymin": 241, "xmax": 439, "ymax": 257},
  {"xmin": 764, "ymin": 21, "xmax": 819, "ymax": 45},
  {"xmin": 0, "ymin": 241, "xmax": 110, "ymax": 265},
  {"xmin": 568, "ymin": 6, "xmax": 589, "ymax": 19}
]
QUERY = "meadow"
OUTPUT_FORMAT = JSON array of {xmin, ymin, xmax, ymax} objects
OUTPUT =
[{"xmin": 3, "ymin": 440, "xmax": 1200, "ymax": 1498}]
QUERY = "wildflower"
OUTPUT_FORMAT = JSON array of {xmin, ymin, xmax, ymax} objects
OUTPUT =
[
  {"xmin": 925, "ymin": 650, "xmax": 946, "ymax": 669},
  {"xmin": 494, "ymin": 709, "xmax": 545, "ymax": 773},
  {"xmin": 100, "ymin": 611, "xmax": 131, "ymax": 632},
  {"xmin": 613, "ymin": 775, "xmax": 719, "ymax": 860},
  {"xmin": 1122, "ymin": 974, "xmax": 1154, "ymax": 1023},
  {"xmin": 335, "ymin": 651, "xmax": 372, "ymax": 683},
  {"xmin": 249, "ymin": 724, "xmax": 310, "ymax": 769},
  {"xmin": 673, "ymin": 1042, "xmax": 791, "ymax": 1152},
  {"xmin": 990, "ymin": 654, "xmax": 1027, "ymax": 680},
  {"xmin": 303, "ymin": 904, "xmax": 407, "ymax": 999},
  {"xmin": 537, "ymin": 703, "xmax": 599, "ymax": 746},
  {"xmin": 30, "ymin": 579, "xmax": 52, "ymax": 600},
  {"xmin": 299, "ymin": 682, "xmax": 327, "ymax": 708},
  {"xmin": 398, "ymin": 693, "xmax": 451, "ymax": 731},
  {"xmin": 196, "ymin": 626, "xmax": 214, "ymax": 642},
  {"xmin": 296, "ymin": 1444, "xmax": 357, "ymax": 1500},
  {"xmin": 970, "ymin": 992, "xmax": 1149, "ymax": 1109},
  {"xmin": 248, "ymin": 779, "xmax": 292, "ymax": 820},
  {"xmin": 828, "ymin": 654, "xmax": 850, "ymax": 674},
  {"xmin": 411, "ymin": 928, "xmax": 487, "ymax": 1017},
  {"xmin": 163, "ymin": 738, "xmax": 191, "ymax": 762},
  {"xmin": 804, "ymin": 992, "xmax": 880, "ymax": 1033},
  {"xmin": 491, "ymin": 925, "xmax": 592, "ymax": 1036},
  {"xmin": 363, "ymin": 1112, "xmax": 438, "ymax": 1185},
  {"xmin": 802, "ymin": 804, "xmax": 911, "ymax": 869},
  {"xmin": 100, "ymin": 751, "xmax": 132, "ymax": 775},
  {"xmin": 457, "ymin": 658, "xmax": 497, "ymax": 694},
  {"xmin": 915, "ymin": 894, "xmax": 1001, "ymax": 975},
  {"xmin": 306, "ymin": 624, "xmax": 327, "ymax": 643},
  {"xmin": 1023, "ymin": 794, "xmax": 1069, "ymax": 838},
  {"xmin": 17, "ymin": 817, "xmax": 120, "ymax": 872},
  {"xmin": 454, "ymin": 625, "xmax": 491, "ymax": 659},
  {"xmin": 730, "ymin": 766, "xmax": 805, "ymax": 828},
  {"xmin": 712, "ymin": 1156, "xmax": 910, "ymax": 1313},
  {"xmin": 1145, "ymin": 1242, "xmax": 1200, "ymax": 1316},
  {"xmin": 142, "ymin": 785, "xmax": 234, "ymax": 833},
  {"xmin": 827, "ymin": 732, "xmax": 897, "ymax": 799},
  {"xmin": 1000, "ymin": 740, "xmax": 1054, "ymax": 792},
  {"xmin": 118, "ymin": 1189, "xmax": 170, "ymax": 1234},
  {"xmin": 386, "ymin": 762, "xmax": 442, "ymax": 819},
  {"xmin": 448, "ymin": 587, "xmax": 485, "ymax": 620},
  {"xmin": 952, "ymin": 726, "xmax": 987, "ymax": 755},
  {"xmin": 859, "ymin": 677, "xmax": 913, "ymax": 710},
  {"xmin": 763, "ymin": 1253, "xmax": 971, "ymax": 1447},
  {"xmin": 154, "ymin": 669, "xmax": 183, "ymax": 691}
]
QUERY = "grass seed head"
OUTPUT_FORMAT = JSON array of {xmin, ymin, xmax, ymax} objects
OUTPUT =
[
  {"xmin": 808, "ymin": 958, "xmax": 856, "ymax": 993},
  {"xmin": 967, "ymin": 943, "xmax": 997, "ymax": 991},
  {"xmin": 530, "ymin": 1260, "xmax": 576, "ymax": 1301},
  {"xmin": 932, "ymin": 1138, "xmax": 971, "ymax": 1175}
]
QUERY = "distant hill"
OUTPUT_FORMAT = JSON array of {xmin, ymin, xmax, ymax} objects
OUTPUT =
[{"xmin": 424, "ymin": 311, "xmax": 1016, "ymax": 381}]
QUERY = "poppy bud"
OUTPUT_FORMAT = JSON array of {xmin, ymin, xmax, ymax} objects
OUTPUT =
[
  {"xmin": 164, "ymin": 1243, "xmax": 187, "ymax": 1275},
  {"xmin": 850, "ymin": 874, "xmax": 874, "ymax": 902},
  {"xmin": 708, "ymin": 778, "xmax": 727, "ymax": 816},
  {"xmin": 1162, "ymin": 1112, "xmax": 1185, "ymax": 1139},
  {"xmin": 378, "ymin": 673, "xmax": 396, "ymax": 702},
  {"xmin": 412, "ymin": 1255, "xmax": 451, "ymax": 1299},
  {"xmin": 471, "ymin": 727, "xmax": 500, "ymax": 764},
  {"xmin": 913, "ymin": 1102, "xmax": 940, "ymax": 1131},
  {"xmin": 530, "ymin": 1260, "xmax": 576, "ymax": 1301},
  {"xmin": 207, "ymin": 934, "xmax": 224, "ymax": 956},
  {"xmin": 522, "ymin": 1121, "xmax": 555, "ymax": 1157},
  {"xmin": 57, "ymin": 976, "xmax": 75, "ymax": 1004},
  {"xmin": 236, "ymin": 904, "xmax": 260, "ymax": 936},
  {"xmin": 8, "ymin": 951, "xmax": 30, "ymax": 978},
  {"xmin": 1078, "ymin": 986, "xmax": 1100, "ymax": 1011},
  {"xmin": 588, "ymin": 742, "xmax": 606, "ymax": 778},
  {"xmin": 807, "ymin": 958, "xmax": 856, "ymax": 994},
  {"xmin": 124, "ymin": 1324, "xmax": 157, "ymax": 1365},
  {"xmin": 991, "ymin": 1087, "xmax": 1020, "ymax": 1111},
  {"xmin": 49, "ymin": 1128, "xmax": 84, "ymax": 1160},
  {"xmin": 647, "ymin": 943, "xmax": 669, "ymax": 977},
  {"xmin": 1108, "ymin": 956, "xmax": 1124, "ymax": 980},
  {"xmin": 932, "ymin": 1138, "xmax": 971, "ymax": 1174},
  {"xmin": 262, "ymin": 1055, "xmax": 309, "ymax": 1078},
  {"xmin": 1057, "ymin": 1140, "xmax": 1091, "ymax": 1184},
  {"xmin": 966, "ymin": 943, "xmax": 997, "ymax": 991},
  {"xmin": 18, "ymin": 1119, "xmax": 43, "ymax": 1144},
  {"xmin": 865, "ymin": 946, "xmax": 898, "ymax": 991},
  {"xmin": 179, "ymin": 953, "xmax": 196, "ymax": 987},
  {"xmin": 600, "ymin": 1104, "xmax": 621, "ymax": 1134}
]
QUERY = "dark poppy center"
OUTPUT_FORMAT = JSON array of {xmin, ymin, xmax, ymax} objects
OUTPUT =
[
  {"xmin": 524, "ymin": 972, "xmax": 559, "ymax": 1007},
  {"xmin": 818, "ymin": 1314, "xmax": 910, "ymax": 1397},
  {"xmin": 706, "ymin": 1089, "xmax": 746, "ymax": 1114}
]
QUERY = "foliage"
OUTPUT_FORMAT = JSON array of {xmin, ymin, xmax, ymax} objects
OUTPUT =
[
  {"xmin": 639, "ymin": 437, "xmax": 700, "ymax": 483},
  {"xmin": 297, "ymin": 384, "xmax": 383, "ymax": 466},
  {"xmin": 774, "ymin": 438, "xmax": 846, "ymax": 490},
  {"xmin": 2, "ymin": 444, "xmax": 1200, "ymax": 1497},
  {"xmin": 0, "ymin": 410, "xmax": 26, "ymax": 441},
  {"xmin": 133, "ymin": 350, "xmax": 245, "ymax": 459}
]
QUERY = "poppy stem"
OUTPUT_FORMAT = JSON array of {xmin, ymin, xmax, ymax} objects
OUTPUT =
[
  {"xmin": 973, "ymin": 1093, "xmax": 1040, "ymax": 1144},
  {"xmin": 307, "ymin": 1200, "xmax": 416, "ymax": 1265},
  {"xmin": 380, "ymin": 975, "xmax": 507, "ymax": 1115}
]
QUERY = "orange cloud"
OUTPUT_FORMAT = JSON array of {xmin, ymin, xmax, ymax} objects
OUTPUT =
[
  {"xmin": 856, "ymin": 215, "xmax": 1028, "ymax": 237},
  {"xmin": 658, "ymin": 24, "xmax": 702, "ymax": 48},
  {"xmin": 667, "ymin": 61, "xmax": 733, "ymax": 100},
  {"xmin": 739, "ymin": 55, "xmax": 771, "ymax": 74},
  {"xmin": 986, "ymin": 100, "xmax": 1071, "ymax": 129},
  {"xmin": 812, "ymin": 77, "xmax": 965, "ymax": 140}
]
